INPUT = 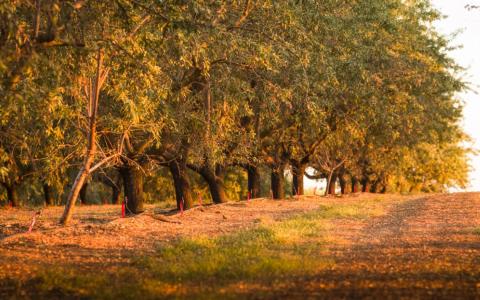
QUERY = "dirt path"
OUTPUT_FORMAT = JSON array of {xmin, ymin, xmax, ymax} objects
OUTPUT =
[{"xmin": 276, "ymin": 193, "xmax": 480, "ymax": 299}]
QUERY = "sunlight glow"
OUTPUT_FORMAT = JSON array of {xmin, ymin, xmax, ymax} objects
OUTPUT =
[{"xmin": 432, "ymin": 1, "xmax": 480, "ymax": 191}]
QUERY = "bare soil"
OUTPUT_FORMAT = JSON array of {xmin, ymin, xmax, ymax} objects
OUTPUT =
[
  {"xmin": 0, "ymin": 194, "xmax": 355, "ymax": 281},
  {"xmin": 267, "ymin": 193, "xmax": 480, "ymax": 299},
  {"xmin": 0, "ymin": 193, "xmax": 479, "ymax": 299}
]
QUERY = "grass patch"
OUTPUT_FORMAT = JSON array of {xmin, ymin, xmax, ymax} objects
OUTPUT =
[
  {"xmin": 139, "ymin": 199, "xmax": 388, "ymax": 285},
  {"xmin": 23, "ymin": 199, "xmax": 390, "ymax": 299},
  {"xmin": 474, "ymin": 228, "xmax": 480, "ymax": 235},
  {"xmin": 139, "ymin": 227, "xmax": 330, "ymax": 284}
]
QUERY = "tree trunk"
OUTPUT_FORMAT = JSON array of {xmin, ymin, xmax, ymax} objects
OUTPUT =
[
  {"xmin": 191, "ymin": 163, "xmax": 228, "ymax": 204},
  {"xmin": 196, "ymin": 165, "xmax": 228, "ymax": 204},
  {"xmin": 43, "ymin": 184, "xmax": 54, "ymax": 206},
  {"xmin": 328, "ymin": 173, "xmax": 337, "ymax": 195},
  {"xmin": 61, "ymin": 167, "xmax": 90, "ymax": 224},
  {"xmin": 325, "ymin": 171, "xmax": 332, "ymax": 196},
  {"xmin": 120, "ymin": 165, "xmax": 145, "ymax": 214},
  {"xmin": 351, "ymin": 177, "xmax": 360, "ymax": 193},
  {"xmin": 371, "ymin": 180, "xmax": 379, "ymax": 193},
  {"xmin": 247, "ymin": 165, "xmax": 261, "ymax": 198},
  {"xmin": 380, "ymin": 184, "xmax": 387, "ymax": 194},
  {"xmin": 378, "ymin": 176, "xmax": 388, "ymax": 194},
  {"xmin": 60, "ymin": 49, "xmax": 108, "ymax": 225},
  {"xmin": 169, "ymin": 160, "xmax": 194, "ymax": 210},
  {"xmin": 98, "ymin": 173, "xmax": 122, "ymax": 204},
  {"xmin": 79, "ymin": 183, "xmax": 88, "ymax": 205},
  {"xmin": 271, "ymin": 165, "xmax": 285, "ymax": 199},
  {"xmin": 291, "ymin": 162, "xmax": 305, "ymax": 196},
  {"xmin": 111, "ymin": 179, "xmax": 122, "ymax": 204},
  {"xmin": 339, "ymin": 174, "xmax": 348, "ymax": 195},
  {"xmin": 361, "ymin": 177, "xmax": 371, "ymax": 193},
  {"xmin": 4, "ymin": 184, "xmax": 19, "ymax": 207}
]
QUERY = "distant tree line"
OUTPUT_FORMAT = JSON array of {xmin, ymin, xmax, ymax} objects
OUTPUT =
[{"xmin": 0, "ymin": 0, "xmax": 470, "ymax": 224}]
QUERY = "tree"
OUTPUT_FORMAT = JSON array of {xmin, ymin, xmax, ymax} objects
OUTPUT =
[
  {"xmin": 60, "ymin": 49, "xmax": 109, "ymax": 224},
  {"xmin": 0, "ymin": 0, "xmax": 471, "ymax": 215}
]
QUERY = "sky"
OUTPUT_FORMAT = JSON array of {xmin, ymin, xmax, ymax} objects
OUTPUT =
[
  {"xmin": 305, "ymin": 1, "xmax": 480, "ymax": 192},
  {"xmin": 432, "ymin": 0, "xmax": 480, "ymax": 191}
]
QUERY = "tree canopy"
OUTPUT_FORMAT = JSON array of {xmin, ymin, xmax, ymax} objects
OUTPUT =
[{"xmin": 0, "ymin": 0, "xmax": 470, "ymax": 223}]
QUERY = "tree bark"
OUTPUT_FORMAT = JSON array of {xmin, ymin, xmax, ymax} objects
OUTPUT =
[
  {"xmin": 271, "ymin": 165, "xmax": 285, "ymax": 199},
  {"xmin": 98, "ymin": 173, "xmax": 122, "ymax": 204},
  {"xmin": 111, "ymin": 179, "xmax": 122, "ymax": 204},
  {"xmin": 169, "ymin": 160, "xmax": 194, "ymax": 210},
  {"xmin": 43, "ymin": 183, "xmax": 54, "ymax": 206},
  {"xmin": 351, "ymin": 177, "xmax": 360, "ymax": 193},
  {"xmin": 247, "ymin": 165, "xmax": 261, "ymax": 198},
  {"xmin": 61, "ymin": 168, "xmax": 91, "ymax": 224},
  {"xmin": 361, "ymin": 177, "xmax": 371, "ymax": 193},
  {"xmin": 328, "ymin": 172, "xmax": 337, "ymax": 195},
  {"xmin": 339, "ymin": 173, "xmax": 348, "ymax": 195},
  {"xmin": 325, "ymin": 171, "xmax": 333, "ymax": 196},
  {"xmin": 190, "ymin": 163, "xmax": 228, "ymax": 204},
  {"xmin": 4, "ymin": 184, "xmax": 19, "ymax": 207},
  {"xmin": 120, "ymin": 165, "xmax": 145, "ymax": 214},
  {"xmin": 203, "ymin": 165, "xmax": 228, "ymax": 204},
  {"xmin": 60, "ymin": 49, "xmax": 108, "ymax": 225},
  {"xmin": 291, "ymin": 162, "xmax": 305, "ymax": 196}
]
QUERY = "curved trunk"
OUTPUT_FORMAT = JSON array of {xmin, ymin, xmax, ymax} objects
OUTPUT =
[
  {"xmin": 120, "ymin": 165, "xmax": 145, "ymax": 214},
  {"xmin": 169, "ymin": 160, "xmax": 194, "ymax": 210},
  {"xmin": 60, "ymin": 168, "xmax": 90, "ymax": 224},
  {"xmin": 198, "ymin": 165, "xmax": 228, "ymax": 204},
  {"xmin": 271, "ymin": 165, "xmax": 285, "ymax": 199},
  {"xmin": 247, "ymin": 165, "xmax": 261, "ymax": 199},
  {"xmin": 207, "ymin": 177, "xmax": 228, "ymax": 204},
  {"xmin": 291, "ymin": 162, "xmax": 305, "ymax": 196},
  {"xmin": 43, "ymin": 184, "xmax": 54, "ymax": 206}
]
